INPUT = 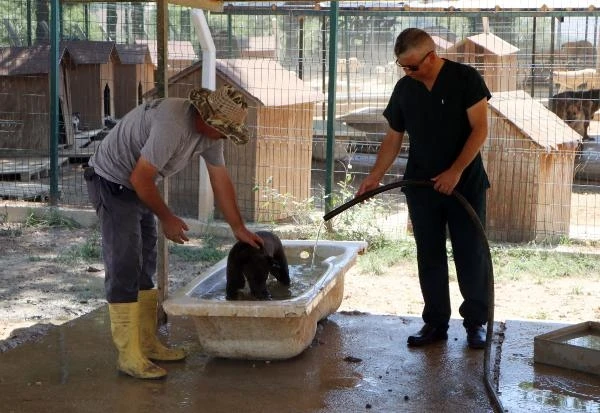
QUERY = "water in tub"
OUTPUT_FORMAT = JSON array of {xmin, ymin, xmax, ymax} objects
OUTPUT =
[
  {"xmin": 191, "ymin": 246, "xmax": 329, "ymax": 301},
  {"xmin": 310, "ymin": 221, "xmax": 325, "ymax": 268}
]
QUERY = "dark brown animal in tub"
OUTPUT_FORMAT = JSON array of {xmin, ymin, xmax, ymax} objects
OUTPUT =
[
  {"xmin": 549, "ymin": 89, "xmax": 600, "ymax": 141},
  {"xmin": 226, "ymin": 231, "xmax": 290, "ymax": 300}
]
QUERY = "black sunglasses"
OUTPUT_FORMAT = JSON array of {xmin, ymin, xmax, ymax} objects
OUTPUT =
[{"xmin": 396, "ymin": 50, "xmax": 434, "ymax": 71}]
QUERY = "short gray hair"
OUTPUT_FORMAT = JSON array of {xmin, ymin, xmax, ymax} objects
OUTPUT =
[{"xmin": 394, "ymin": 28, "xmax": 434, "ymax": 57}]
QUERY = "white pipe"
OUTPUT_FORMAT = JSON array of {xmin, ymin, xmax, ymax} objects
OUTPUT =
[
  {"xmin": 191, "ymin": 9, "xmax": 216, "ymax": 90},
  {"xmin": 190, "ymin": 9, "xmax": 216, "ymax": 222}
]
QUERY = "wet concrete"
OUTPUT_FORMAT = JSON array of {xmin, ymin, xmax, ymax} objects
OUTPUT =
[
  {"xmin": 497, "ymin": 320, "xmax": 600, "ymax": 412},
  {"xmin": 0, "ymin": 308, "xmax": 599, "ymax": 412}
]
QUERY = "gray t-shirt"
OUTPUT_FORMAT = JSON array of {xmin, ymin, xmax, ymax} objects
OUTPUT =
[{"xmin": 89, "ymin": 98, "xmax": 225, "ymax": 189}]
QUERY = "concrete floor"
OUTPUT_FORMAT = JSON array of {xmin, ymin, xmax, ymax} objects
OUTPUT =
[{"xmin": 0, "ymin": 308, "xmax": 599, "ymax": 413}]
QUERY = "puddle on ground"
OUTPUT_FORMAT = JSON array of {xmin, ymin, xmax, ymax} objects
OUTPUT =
[{"xmin": 516, "ymin": 380, "xmax": 600, "ymax": 411}]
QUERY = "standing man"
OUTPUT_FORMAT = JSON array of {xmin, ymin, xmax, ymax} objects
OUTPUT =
[
  {"xmin": 85, "ymin": 85, "xmax": 263, "ymax": 378},
  {"xmin": 357, "ymin": 28, "xmax": 491, "ymax": 349}
]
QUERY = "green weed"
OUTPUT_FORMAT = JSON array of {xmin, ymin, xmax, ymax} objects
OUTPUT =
[
  {"xmin": 491, "ymin": 246, "xmax": 600, "ymax": 281},
  {"xmin": 253, "ymin": 176, "xmax": 316, "ymax": 227},
  {"xmin": 24, "ymin": 208, "xmax": 80, "ymax": 229},
  {"xmin": 357, "ymin": 242, "xmax": 416, "ymax": 275},
  {"xmin": 570, "ymin": 286, "xmax": 583, "ymax": 295},
  {"xmin": 54, "ymin": 231, "xmax": 101, "ymax": 264}
]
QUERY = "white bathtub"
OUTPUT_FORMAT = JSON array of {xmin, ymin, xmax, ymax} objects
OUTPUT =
[{"xmin": 163, "ymin": 240, "xmax": 367, "ymax": 360}]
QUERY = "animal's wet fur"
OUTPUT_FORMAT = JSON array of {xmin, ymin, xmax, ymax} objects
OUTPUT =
[
  {"xmin": 226, "ymin": 231, "xmax": 290, "ymax": 300},
  {"xmin": 549, "ymin": 89, "xmax": 600, "ymax": 141}
]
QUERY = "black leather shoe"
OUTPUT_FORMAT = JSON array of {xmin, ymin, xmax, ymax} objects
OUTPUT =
[
  {"xmin": 466, "ymin": 325, "xmax": 486, "ymax": 349},
  {"xmin": 407, "ymin": 324, "xmax": 448, "ymax": 347}
]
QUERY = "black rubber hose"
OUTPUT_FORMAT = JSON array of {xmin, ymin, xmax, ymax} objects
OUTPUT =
[{"xmin": 323, "ymin": 179, "xmax": 504, "ymax": 413}]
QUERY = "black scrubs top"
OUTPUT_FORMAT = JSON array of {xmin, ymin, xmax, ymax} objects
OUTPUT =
[{"xmin": 383, "ymin": 59, "xmax": 492, "ymax": 197}]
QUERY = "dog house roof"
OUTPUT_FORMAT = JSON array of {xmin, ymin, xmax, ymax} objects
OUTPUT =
[
  {"xmin": 62, "ymin": 40, "xmax": 116, "ymax": 65},
  {"xmin": 0, "ymin": 45, "xmax": 69, "ymax": 75},
  {"xmin": 216, "ymin": 58, "xmax": 324, "ymax": 107},
  {"xmin": 115, "ymin": 44, "xmax": 153, "ymax": 65},
  {"xmin": 134, "ymin": 40, "xmax": 198, "ymax": 67},
  {"xmin": 142, "ymin": 58, "xmax": 324, "ymax": 107},
  {"xmin": 489, "ymin": 90, "xmax": 581, "ymax": 150},
  {"xmin": 449, "ymin": 32, "xmax": 519, "ymax": 56}
]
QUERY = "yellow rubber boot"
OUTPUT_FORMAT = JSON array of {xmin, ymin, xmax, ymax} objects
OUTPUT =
[
  {"xmin": 108, "ymin": 303, "xmax": 167, "ymax": 379},
  {"xmin": 138, "ymin": 289, "xmax": 187, "ymax": 361}
]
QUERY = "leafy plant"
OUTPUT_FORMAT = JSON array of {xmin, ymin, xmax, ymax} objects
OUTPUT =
[
  {"xmin": 322, "ymin": 166, "xmax": 400, "ymax": 250},
  {"xmin": 54, "ymin": 231, "xmax": 101, "ymax": 264},
  {"xmin": 253, "ymin": 176, "xmax": 317, "ymax": 227},
  {"xmin": 24, "ymin": 208, "xmax": 80, "ymax": 229},
  {"xmin": 570, "ymin": 285, "xmax": 583, "ymax": 295},
  {"xmin": 490, "ymin": 245, "xmax": 600, "ymax": 281},
  {"xmin": 252, "ymin": 164, "xmax": 408, "ymax": 271},
  {"xmin": 356, "ymin": 241, "xmax": 416, "ymax": 275}
]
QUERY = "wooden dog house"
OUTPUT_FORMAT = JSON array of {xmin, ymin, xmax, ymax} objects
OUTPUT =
[
  {"xmin": 0, "ymin": 45, "xmax": 75, "ymax": 150},
  {"xmin": 240, "ymin": 35, "xmax": 277, "ymax": 59},
  {"xmin": 484, "ymin": 90, "xmax": 581, "ymax": 242},
  {"xmin": 63, "ymin": 40, "xmax": 117, "ymax": 130},
  {"xmin": 445, "ymin": 32, "xmax": 519, "ymax": 92},
  {"xmin": 136, "ymin": 40, "xmax": 198, "ymax": 79},
  {"xmin": 114, "ymin": 44, "xmax": 155, "ymax": 118},
  {"xmin": 144, "ymin": 58, "xmax": 323, "ymax": 222},
  {"xmin": 552, "ymin": 68, "xmax": 600, "ymax": 93}
]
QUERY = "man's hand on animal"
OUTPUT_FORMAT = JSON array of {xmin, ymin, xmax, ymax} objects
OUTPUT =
[{"xmin": 233, "ymin": 227, "xmax": 264, "ymax": 249}]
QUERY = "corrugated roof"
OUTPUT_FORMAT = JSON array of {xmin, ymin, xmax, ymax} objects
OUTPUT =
[
  {"xmin": 115, "ymin": 44, "xmax": 153, "ymax": 65},
  {"xmin": 216, "ymin": 58, "xmax": 324, "ymax": 106},
  {"xmin": 452, "ymin": 32, "xmax": 519, "ymax": 56},
  {"xmin": 62, "ymin": 40, "xmax": 116, "ymax": 65},
  {"xmin": 0, "ymin": 45, "xmax": 68, "ymax": 76},
  {"xmin": 488, "ymin": 90, "xmax": 581, "ymax": 150}
]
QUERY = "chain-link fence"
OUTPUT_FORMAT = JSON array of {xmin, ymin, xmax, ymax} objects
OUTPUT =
[{"xmin": 1, "ymin": 1, "xmax": 600, "ymax": 242}]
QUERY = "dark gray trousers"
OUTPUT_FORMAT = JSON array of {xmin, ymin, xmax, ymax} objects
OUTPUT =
[
  {"xmin": 85, "ymin": 168, "xmax": 156, "ymax": 303},
  {"xmin": 405, "ymin": 187, "xmax": 489, "ymax": 329}
]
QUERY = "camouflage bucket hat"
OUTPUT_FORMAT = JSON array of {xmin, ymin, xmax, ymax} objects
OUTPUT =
[{"xmin": 189, "ymin": 84, "xmax": 250, "ymax": 145}]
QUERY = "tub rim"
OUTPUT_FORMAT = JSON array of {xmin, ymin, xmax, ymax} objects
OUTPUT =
[{"xmin": 163, "ymin": 240, "xmax": 367, "ymax": 318}]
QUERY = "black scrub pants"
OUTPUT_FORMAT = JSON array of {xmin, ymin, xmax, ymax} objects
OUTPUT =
[
  {"xmin": 85, "ymin": 167, "xmax": 157, "ymax": 303},
  {"xmin": 405, "ymin": 186, "xmax": 489, "ymax": 330}
]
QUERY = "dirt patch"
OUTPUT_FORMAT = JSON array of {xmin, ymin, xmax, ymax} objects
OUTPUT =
[
  {"xmin": 0, "ymin": 224, "xmax": 220, "ymax": 348},
  {"xmin": 339, "ymin": 261, "xmax": 600, "ymax": 323},
  {"xmin": 0, "ymin": 225, "xmax": 599, "ymax": 351}
]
